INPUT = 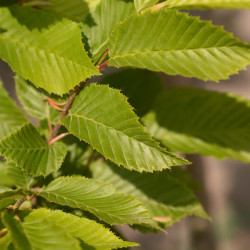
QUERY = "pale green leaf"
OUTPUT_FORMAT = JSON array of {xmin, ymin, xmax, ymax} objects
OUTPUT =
[
  {"xmin": 134, "ymin": 0, "xmax": 158, "ymax": 12},
  {"xmin": 0, "ymin": 188, "xmax": 19, "ymax": 200},
  {"xmin": 15, "ymin": 76, "xmax": 61, "ymax": 123},
  {"xmin": 1, "ymin": 213, "xmax": 32, "ymax": 250},
  {"xmin": 82, "ymin": 0, "xmax": 135, "ymax": 62},
  {"xmin": 143, "ymin": 87, "xmax": 250, "ymax": 162},
  {"xmin": 90, "ymin": 161, "xmax": 208, "ymax": 227},
  {"xmin": 42, "ymin": 0, "xmax": 90, "ymax": 22},
  {"xmin": 0, "ymin": 233, "xmax": 11, "ymax": 250},
  {"xmin": 24, "ymin": 208, "xmax": 138, "ymax": 249},
  {"xmin": 0, "ymin": 123, "xmax": 67, "ymax": 176},
  {"xmin": 165, "ymin": 0, "xmax": 250, "ymax": 9},
  {"xmin": 0, "ymin": 6, "xmax": 99, "ymax": 95},
  {"xmin": 0, "ymin": 80, "xmax": 27, "ymax": 140},
  {"xmin": 109, "ymin": 9, "xmax": 250, "ymax": 81},
  {"xmin": 38, "ymin": 176, "xmax": 157, "ymax": 227},
  {"xmin": 0, "ymin": 198, "xmax": 16, "ymax": 211},
  {"xmin": 61, "ymin": 83, "xmax": 188, "ymax": 172},
  {"xmin": 23, "ymin": 211, "xmax": 81, "ymax": 250},
  {"xmin": 100, "ymin": 68, "xmax": 163, "ymax": 116},
  {"xmin": 0, "ymin": 162, "xmax": 33, "ymax": 188}
]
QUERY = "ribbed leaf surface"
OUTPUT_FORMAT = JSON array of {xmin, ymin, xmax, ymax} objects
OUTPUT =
[
  {"xmin": 24, "ymin": 208, "xmax": 138, "ymax": 249},
  {"xmin": 39, "ymin": 176, "xmax": 157, "ymax": 227},
  {"xmin": 134, "ymin": 0, "xmax": 158, "ymax": 12},
  {"xmin": 23, "ymin": 211, "xmax": 81, "ymax": 250},
  {"xmin": 83, "ymin": 0, "xmax": 135, "ymax": 62},
  {"xmin": 61, "ymin": 84, "xmax": 187, "ymax": 172},
  {"xmin": 1, "ymin": 213, "xmax": 32, "ymax": 250},
  {"xmin": 109, "ymin": 9, "xmax": 250, "ymax": 81},
  {"xmin": 166, "ymin": 0, "xmax": 250, "ymax": 9},
  {"xmin": 0, "ymin": 162, "xmax": 33, "ymax": 188},
  {"xmin": 0, "ymin": 81, "xmax": 27, "ymax": 140},
  {"xmin": 90, "ymin": 161, "xmax": 208, "ymax": 227},
  {"xmin": 0, "ymin": 124, "xmax": 67, "ymax": 176},
  {"xmin": 0, "ymin": 6, "xmax": 99, "ymax": 95},
  {"xmin": 42, "ymin": 0, "xmax": 90, "ymax": 22},
  {"xmin": 143, "ymin": 87, "xmax": 250, "ymax": 162},
  {"xmin": 15, "ymin": 76, "xmax": 61, "ymax": 123}
]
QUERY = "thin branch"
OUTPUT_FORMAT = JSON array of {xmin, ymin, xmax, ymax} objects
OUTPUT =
[
  {"xmin": 95, "ymin": 47, "xmax": 110, "ymax": 66},
  {"xmin": 49, "ymin": 132, "xmax": 69, "ymax": 145}
]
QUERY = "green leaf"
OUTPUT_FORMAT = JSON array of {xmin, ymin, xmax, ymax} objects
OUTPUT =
[
  {"xmin": 24, "ymin": 208, "xmax": 138, "ymax": 249},
  {"xmin": 0, "ymin": 198, "xmax": 16, "ymax": 211},
  {"xmin": 134, "ymin": 0, "xmax": 158, "ymax": 12},
  {"xmin": 0, "ymin": 162, "xmax": 33, "ymax": 188},
  {"xmin": 42, "ymin": 0, "xmax": 90, "ymax": 22},
  {"xmin": 100, "ymin": 68, "xmax": 163, "ymax": 116},
  {"xmin": 0, "ymin": 188, "xmax": 19, "ymax": 200},
  {"xmin": 0, "ymin": 0, "xmax": 19, "ymax": 6},
  {"xmin": 1, "ymin": 213, "xmax": 32, "ymax": 250},
  {"xmin": 0, "ymin": 6, "xmax": 99, "ymax": 95},
  {"xmin": 61, "ymin": 83, "xmax": 187, "ymax": 172},
  {"xmin": 15, "ymin": 76, "xmax": 61, "ymax": 123},
  {"xmin": 90, "ymin": 161, "xmax": 208, "ymax": 227},
  {"xmin": 143, "ymin": 87, "xmax": 250, "ymax": 162},
  {"xmin": 109, "ymin": 9, "xmax": 250, "ymax": 82},
  {"xmin": 82, "ymin": 0, "xmax": 135, "ymax": 62},
  {"xmin": 0, "ymin": 80, "xmax": 27, "ymax": 140},
  {"xmin": 0, "ymin": 233, "xmax": 11, "ymax": 250},
  {"xmin": 0, "ymin": 123, "xmax": 67, "ymax": 176},
  {"xmin": 22, "ymin": 211, "xmax": 81, "ymax": 250},
  {"xmin": 165, "ymin": 0, "xmax": 250, "ymax": 9},
  {"xmin": 38, "ymin": 176, "xmax": 157, "ymax": 227}
]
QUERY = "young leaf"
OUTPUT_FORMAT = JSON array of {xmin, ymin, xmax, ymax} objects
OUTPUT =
[
  {"xmin": 1, "ymin": 213, "xmax": 32, "ymax": 250},
  {"xmin": 0, "ymin": 162, "xmax": 33, "ymax": 188},
  {"xmin": 82, "ymin": 0, "xmax": 135, "ymax": 62},
  {"xmin": 15, "ymin": 76, "xmax": 61, "ymax": 123},
  {"xmin": 42, "ymin": 0, "xmax": 90, "ymax": 22},
  {"xmin": 38, "ymin": 176, "xmax": 158, "ymax": 227},
  {"xmin": 100, "ymin": 68, "xmax": 163, "ymax": 116},
  {"xmin": 61, "ymin": 84, "xmax": 188, "ymax": 173},
  {"xmin": 134, "ymin": 0, "xmax": 158, "ymax": 12},
  {"xmin": 22, "ymin": 211, "xmax": 81, "ymax": 250},
  {"xmin": 0, "ymin": 80, "xmax": 27, "ymax": 140},
  {"xmin": 109, "ymin": 9, "xmax": 250, "ymax": 82},
  {"xmin": 0, "ymin": 123, "xmax": 67, "ymax": 176},
  {"xmin": 90, "ymin": 161, "xmax": 209, "ymax": 227},
  {"xmin": 143, "ymin": 87, "xmax": 250, "ymax": 162},
  {"xmin": 165, "ymin": 0, "xmax": 250, "ymax": 9},
  {"xmin": 24, "ymin": 208, "xmax": 138, "ymax": 249},
  {"xmin": 0, "ymin": 6, "xmax": 99, "ymax": 95}
]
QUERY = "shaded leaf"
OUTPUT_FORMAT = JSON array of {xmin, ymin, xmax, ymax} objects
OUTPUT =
[
  {"xmin": 1, "ymin": 213, "xmax": 32, "ymax": 250},
  {"xmin": 61, "ymin": 84, "xmax": 188, "ymax": 172},
  {"xmin": 0, "ymin": 6, "xmax": 99, "ymax": 95},
  {"xmin": 82, "ymin": 0, "xmax": 135, "ymax": 62},
  {"xmin": 0, "ymin": 188, "xmax": 19, "ymax": 200},
  {"xmin": 100, "ymin": 68, "xmax": 163, "ymax": 116},
  {"xmin": 38, "ymin": 176, "xmax": 157, "ymax": 227},
  {"xmin": 109, "ymin": 9, "xmax": 250, "ymax": 81},
  {"xmin": 0, "ymin": 80, "xmax": 27, "ymax": 140},
  {"xmin": 143, "ymin": 87, "xmax": 250, "ymax": 162},
  {"xmin": 0, "ymin": 123, "xmax": 67, "ymax": 176},
  {"xmin": 24, "ymin": 208, "xmax": 138, "ymax": 249},
  {"xmin": 0, "ymin": 198, "xmax": 16, "ymax": 211},
  {"xmin": 90, "ymin": 161, "xmax": 208, "ymax": 227}
]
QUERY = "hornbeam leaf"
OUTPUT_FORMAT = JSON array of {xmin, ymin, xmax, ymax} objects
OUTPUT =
[
  {"xmin": 1, "ymin": 213, "xmax": 32, "ymax": 250},
  {"xmin": 0, "ymin": 188, "xmax": 19, "ymax": 200},
  {"xmin": 0, "ymin": 6, "xmax": 100, "ymax": 95},
  {"xmin": 165, "ymin": 0, "xmax": 250, "ymax": 9},
  {"xmin": 143, "ymin": 87, "xmax": 250, "ymax": 162},
  {"xmin": 109, "ymin": 9, "xmax": 250, "ymax": 82},
  {"xmin": 134, "ymin": 0, "xmax": 158, "ymax": 12},
  {"xmin": 23, "ymin": 210, "xmax": 81, "ymax": 250},
  {"xmin": 0, "ymin": 198, "xmax": 16, "ymax": 211},
  {"xmin": 0, "ymin": 80, "xmax": 27, "ymax": 140},
  {"xmin": 0, "ymin": 123, "xmax": 67, "ymax": 176},
  {"xmin": 61, "ymin": 84, "xmax": 188, "ymax": 172},
  {"xmin": 0, "ymin": 233, "xmax": 11, "ymax": 250},
  {"xmin": 90, "ymin": 161, "xmax": 209, "ymax": 227},
  {"xmin": 42, "ymin": 0, "xmax": 90, "ymax": 22},
  {"xmin": 38, "ymin": 176, "xmax": 158, "ymax": 227},
  {"xmin": 82, "ymin": 0, "xmax": 135, "ymax": 63},
  {"xmin": 24, "ymin": 208, "xmax": 138, "ymax": 249}
]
